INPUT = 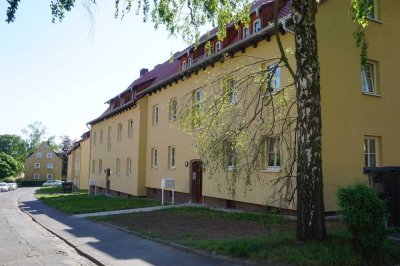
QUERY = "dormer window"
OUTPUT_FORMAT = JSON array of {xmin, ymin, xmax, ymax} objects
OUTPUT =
[
  {"xmin": 188, "ymin": 57, "xmax": 192, "ymax": 67},
  {"xmin": 215, "ymin": 41, "xmax": 222, "ymax": 53},
  {"xmin": 182, "ymin": 60, "xmax": 187, "ymax": 70},
  {"xmin": 242, "ymin": 26, "xmax": 250, "ymax": 39},
  {"xmin": 253, "ymin": 19, "xmax": 261, "ymax": 33}
]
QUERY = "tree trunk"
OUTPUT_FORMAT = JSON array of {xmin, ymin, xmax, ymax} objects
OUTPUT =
[{"xmin": 292, "ymin": 0, "xmax": 327, "ymax": 241}]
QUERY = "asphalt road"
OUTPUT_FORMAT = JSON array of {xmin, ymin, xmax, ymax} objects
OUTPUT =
[
  {"xmin": 0, "ymin": 188, "xmax": 96, "ymax": 266},
  {"xmin": 1, "ymin": 188, "xmax": 238, "ymax": 266}
]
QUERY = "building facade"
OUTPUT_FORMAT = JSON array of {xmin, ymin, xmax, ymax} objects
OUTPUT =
[
  {"xmin": 86, "ymin": 0, "xmax": 400, "ymax": 212},
  {"xmin": 67, "ymin": 132, "xmax": 91, "ymax": 189},
  {"xmin": 25, "ymin": 142, "xmax": 62, "ymax": 181}
]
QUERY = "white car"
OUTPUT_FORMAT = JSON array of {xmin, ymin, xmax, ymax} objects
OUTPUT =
[
  {"xmin": 42, "ymin": 180, "xmax": 58, "ymax": 187},
  {"xmin": 0, "ymin": 182, "xmax": 9, "ymax": 192},
  {"xmin": 6, "ymin": 183, "xmax": 17, "ymax": 191}
]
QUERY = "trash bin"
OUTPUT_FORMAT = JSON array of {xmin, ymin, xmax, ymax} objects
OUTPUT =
[{"xmin": 62, "ymin": 182, "xmax": 73, "ymax": 193}]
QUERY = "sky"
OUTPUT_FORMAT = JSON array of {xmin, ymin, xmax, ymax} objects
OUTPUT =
[{"xmin": 0, "ymin": 0, "xmax": 187, "ymax": 142}]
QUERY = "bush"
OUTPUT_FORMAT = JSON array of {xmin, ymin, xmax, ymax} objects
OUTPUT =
[
  {"xmin": 17, "ymin": 179, "xmax": 46, "ymax": 187},
  {"xmin": 337, "ymin": 183, "xmax": 387, "ymax": 265}
]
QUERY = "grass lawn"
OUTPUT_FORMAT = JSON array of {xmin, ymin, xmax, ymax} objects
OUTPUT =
[
  {"xmin": 35, "ymin": 187, "xmax": 161, "ymax": 214},
  {"xmin": 92, "ymin": 206, "xmax": 400, "ymax": 265}
]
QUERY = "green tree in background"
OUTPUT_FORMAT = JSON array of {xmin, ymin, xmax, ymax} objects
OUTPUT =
[
  {"xmin": 0, "ymin": 134, "xmax": 27, "ymax": 162},
  {"xmin": 0, "ymin": 152, "xmax": 23, "ymax": 179}
]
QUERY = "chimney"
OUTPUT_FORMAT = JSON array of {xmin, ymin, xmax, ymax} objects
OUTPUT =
[{"xmin": 140, "ymin": 68, "xmax": 148, "ymax": 77}]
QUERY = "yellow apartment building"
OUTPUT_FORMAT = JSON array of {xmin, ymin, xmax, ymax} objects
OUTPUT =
[
  {"xmin": 86, "ymin": 0, "xmax": 400, "ymax": 214},
  {"xmin": 25, "ymin": 142, "xmax": 62, "ymax": 181},
  {"xmin": 67, "ymin": 132, "xmax": 91, "ymax": 189}
]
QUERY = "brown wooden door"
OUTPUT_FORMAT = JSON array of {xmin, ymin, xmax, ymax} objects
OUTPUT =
[{"xmin": 191, "ymin": 161, "xmax": 203, "ymax": 203}]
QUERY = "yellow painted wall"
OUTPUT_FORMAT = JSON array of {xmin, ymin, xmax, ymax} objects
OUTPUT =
[
  {"xmin": 24, "ymin": 142, "xmax": 62, "ymax": 180},
  {"xmin": 78, "ymin": 138, "xmax": 90, "ymax": 190},
  {"xmin": 317, "ymin": 0, "xmax": 400, "ymax": 211},
  {"xmin": 90, "ymin": 101, "xmax": 147, "ymax": 196}
]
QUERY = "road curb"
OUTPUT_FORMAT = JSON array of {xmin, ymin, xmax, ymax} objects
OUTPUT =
[{"xmin": 18, "ymin": 201, "xmax": 106, "ymax": 266}]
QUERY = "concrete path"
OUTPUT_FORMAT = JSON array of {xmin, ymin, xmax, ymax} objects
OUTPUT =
[{"xmin": 17, "ymin": 188, "xmax": 236, "ymax": 266}]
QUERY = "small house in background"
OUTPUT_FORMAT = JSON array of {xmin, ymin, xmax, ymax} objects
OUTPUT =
[
  {"xmin": 25, "ymin": 142, "xmax": 62, "ymax": 181},
  {"xmin": 67, "ymin": 131, "xmax": 91, "ymax": 190}
]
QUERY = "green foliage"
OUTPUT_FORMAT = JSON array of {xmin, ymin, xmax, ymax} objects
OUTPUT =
[
  {"xmin": 0, "ymin": 134, "xmax": 27, "ymax": 162},
  {"xmin": 36, "ymin": 188, "xmax": 161, "ymax": 214},
  {"xmin": 0, "ymin": 152, "xmax": 23, "ymax": 178},
  {"xmin": 17, "ymin": 179, "xmax": 46, "ymax": 187},
  {"xmin": 351, "ymin": 0, "xmax": 374, "ymax": 67},
  {"xmin": 337, "ymin": 183, "xmax": 387, "ymax": 264}
]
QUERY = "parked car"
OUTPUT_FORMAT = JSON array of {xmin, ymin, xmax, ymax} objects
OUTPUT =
[
  {"xmin": 0, "ymin": 182, "xmax": 9, "ymax": 192},
  {"xmin": 42, "ymin": 180, "xmax": 58, "ymax": 187},
  {"xmin": 6, "ymin": 183, "xmax": 17, "ymax": 191}
]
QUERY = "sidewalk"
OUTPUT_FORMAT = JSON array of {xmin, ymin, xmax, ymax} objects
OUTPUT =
[{"xmin": 17, "ymin": 188, "xmax": 236, "ymax": 266}]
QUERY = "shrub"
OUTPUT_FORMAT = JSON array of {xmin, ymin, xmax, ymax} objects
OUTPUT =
[
  {"xmin": 17, "ymin": 179, "xmax": 46, "ymax": 187},
  {"xmin": 337, "ymin": 183, "xmax": 387, "ymax": 265}
]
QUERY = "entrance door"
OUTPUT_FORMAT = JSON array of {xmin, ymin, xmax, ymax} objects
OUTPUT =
[
  {"xmin": 191, "ymin": 161, "xmax": 203, "ymax": 203},
  {"xmin": 105, "ymin": 168, "xmax": 111, "ymax": 194}
]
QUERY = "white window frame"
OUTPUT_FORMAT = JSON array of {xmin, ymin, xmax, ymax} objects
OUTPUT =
[
  {"xmin": 253, "ymin": 19, "xmax": 261, "ymax": 33},
  {"xmin": 193, "ymin": 89, "xmax": 204, "ymax": 129},
  {"xmin": 169, "ymin": 98, "xmax": 177, "ymax": 121},
  {"xmin": 267, "ymin": 63, "xmax": 281, "ymax": 93},
  {"xmin": 35, "ymin": 163, "xmax": 40, "ymax": 169},
  {"xmin": 47, "ymin": 153, "xmax": 53, "ymax": 159},
  {"xmin": 215, "ymin": 41, "xmax": 222, "ymax": 53},
  {"xmin": 264, "ymin": 137, "xmax": 281, "ymax": 172},
  {"xmin": 366, "ymin": 0, "xmax": 377, "ymax": 20},
  {"xmin": 226, "ymin": 142, "xmax": 237, "ymax": 171},
  {"xmin": 98, "ymin": 159, "xmax": 102, "ymax": 174},
  {"xmin": 100, "ymin": 129, "xmax": 103, "ymax": 144},
  {"xmin": 116, "ymin": 158, "xmax": 121, "ymax": 176},
  {"xmin": 33, "ymin": 174, "xmax": 40, "ymax": 179},
  {"xmin": 152, "ymin": 104, "xmax": 159, "ymax": 125},
  {"xmin": 93, "ymin": 132, "xmax": 97, "ymax": 145},
  {"xmin": 168, "ymin": 146, "xmax": 176, "ymax": 169},
  {"xmin": 188, "ymin": 57, "xmax": 192, "ymax": 67},
  {"xmin": 361, "ymin": 61, "xmax": 378, "ymax": 95},
  {"xmin": 182, "ymin": 60, "xmax": 187, "ymax": 70},
  {"xmin": 47, "ymin": 174, "xmax": 53, "ymax": 180},
  {"xmin": 151, "ymin": 148, "xmax": 158, "ymax": 169},
  {"xmin": 226, "ymin": 78, "xmax": 238, "ymax": 104},
  {"xmin": 107, "ymin": 126, "xmax": 112, "ymax": 152},
  {"xmin": 47, "ymin": 163, "xmax": 53, "ymax": 169},
  {"xmin": 35, "ymin": 153, "xmax": 42, "ymax": 158},
  {"xmin": 92, "ymin": 160, "xmax": 96, "ymax": 174},
  {"xmin": 126, "ymin": 157, "xmax": 132, "ymax": 176},
  {"xmin": 364, "ymin": 136, "xmax": 379, "ymax": 167},
  {"xmin": 242, "ymin": 25, "xmax": 250, "ymax": 39},
  {"xmin": 128, "ymin": 119, "xmax": 134, "ymax": 138},
  {"xmin": 117, "ymin": 123, "xmax": 122, "ymax": 141}
]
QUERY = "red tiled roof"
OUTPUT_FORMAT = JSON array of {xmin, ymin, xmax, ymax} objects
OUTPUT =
[{"xmin": 88, "ymin": 0, "xmax": 292, "ymax": 125}]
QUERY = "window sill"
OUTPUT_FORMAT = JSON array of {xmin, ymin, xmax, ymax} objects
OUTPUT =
[
  {"xmin": 168, "ymin": 167, "xmax": 176, "ymax": 171},
  {"xmin": 169, "ymin": 119, "xmax": 177, "ymax": 122},
  {"xmin": 367, "ymin": 18, "xmax": 383, "ymax": 24},
  {"xmin": 362, "ymin": 92, "xmax": 381, "ymax": 97},
  {"xmin": 226, "ymin": 166, "xmax": 235, "ymax": 172},
  {"xmin": 261, "ymin": 167, "xmax": 281, "ymax": 173},
  {"xmin": 151, "ymin": 167, "xmax": 158, "ymax": 170}
]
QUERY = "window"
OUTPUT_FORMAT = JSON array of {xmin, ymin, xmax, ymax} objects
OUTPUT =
[
  {"xmin": 226, "ymin": 142, "xmax": 237, "ymax": 171},
  {"xmin": 35, "ymin": 153, "xmax": 42, "ymax": 158},
  {"xmin": 182, "ymin": 60, "xmax": 187, "ymax": 70},
  {"xmin": 35, "ymin": 163, "xmax": 40, "ymax": 169},
  {"xmin": 107, "ymin": 126, "xmax": 112, "ymax": 152},
  {"xmin": 226, "ymin": 78, "xmax": 238, "ymax": 104},
  {"xmin": 152, "ymin": 104, "xmax": 159, "ymax": 125},
  {"xmin": 126, "ymin": 158, "xmax": 132, "ymax": 176},
  {"xmin": 266, "ymin": 63, "xmax": 281, "ymax": 93},
  {"xmin": 193, "ymin": 89, "xmax": 204, "ymax": 128},
  {"xmin": 215, "ymin": 41, "xmax": 222, "ymax": 53},
  {"xmin": 151, "ymin": 148, "xmax": 158, "ymax": 169},
  {"xmin": 100, "ymin": 129, "xmax": 103, "ymax": 144},
  {"xmin": 364, "ymin": 137, "xmax": 379, "ymax": 167},
  {"xmin": 93, "ymin": 132, "xmax": 97, "ymax": 145},
  {"xmin": 128, "ymin": 119, "xmax": 133, "ymax": 138},
  {"xmin": 47, "ymin": 153, "xmax": 53, "ymax": 159},
  {"xmin": 361, "ymin": 62, "xmax": 377, "ymax": 94},
  {"xmin": 169, "ymin": 98, "xmax": 177, "ymax": 121},
  {"xmin": 47, "ymin": 163, "xmax": 53, "ymax": 169},
  {"xmin": 366, "ymin": 0, "xmax": 377, "ymax": 19},
  {"xmin": 188, "ymin": 57, "xmax": 192, "ymax": 67},
  {"xmin": 168, "ymin": 146, "xmax": 176, "ymax": 169},
  {"xmin": 98, "ymin": 159, "xmax": 102, "ymax": 174},
  {"xmin": 33, "ymin": 174, "xmax": 40, "ymax": 179},
  {"xmin": 92, "ymin": 160, "xmax": 96, "ymax": 174},
  {"xmin": 47, "ymin": 174, "xmax": 53, "ymax": 180},
  {"xmin": 264, "ymin": 137, "xmax": 281, "ymax": 171},
  {"xmin": 242, "ymin": 26, "xmax": 250, "ymax": 39},
  {"xmin": 117, "ymin": 123, "xmax": 122, "ymax": 141},
  {"xmin": 253, "ymin": 19, "xmax": 261, "ymax": 33},
  {"xmin": 116, "ymin": 158, "xmax": 121, "ymax": 176}
]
